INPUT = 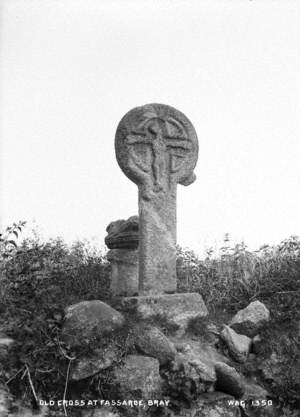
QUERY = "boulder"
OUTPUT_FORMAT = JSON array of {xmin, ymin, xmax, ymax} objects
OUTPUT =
[
  {"xmin": 215, "ymin": 362, "xmax": 245, "ymax": 398},
  {"xmin": 105, "ymin": 216, "xmax": 139, "ymax": 250},
  {"xmin": 61, "ymin": 300, "xmax": 125, "ymax": 348},
  {"xmin": 229, "ymin": 301, "xmax": 270, "ymax": 337},
  {"xmin": 113, "ymin": 355, "xmax": 161, "ymax": 398},
  {"xmin": 221, "ymin": 325, "xmax": 251, "ymax": 363},
  {"xmin": 71, "ymin": 346, "xmax": 118, "ymax": 380},
  {"xmin": 161, "ymin": 350, "xmax": 216, "ymax": 401},
  {"xmin": 172, "ymin": 338, "xmax": 228, "ymax": 366},
  {"xmin": 134, "ymin": 325, "xmax": 176, "ymax": 365}
]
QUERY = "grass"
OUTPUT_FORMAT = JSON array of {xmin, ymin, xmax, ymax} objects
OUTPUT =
[{"xmin": 176, "ymin": 235, "xmax": 300, "ymax": 313}]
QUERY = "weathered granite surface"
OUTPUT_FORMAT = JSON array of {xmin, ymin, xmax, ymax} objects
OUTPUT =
[
  {"xmin": 221, "ymin": 325, "xmax": 251, "ymax": 363},
  {"xmin": 229, "ymin": 301, "xmax": 270, "ymax": 337},
  {"xmin": 107, "ymin": 249, "xmax": 138, "ymax": 296},
  {"xmin": 105, "ymin": 215, "xmax": 139, "ymax": 250},
  {"xmin": 115, "ymin": 103, "xmax": 198, "ymax": 295},
  {"xmin": 215, "ymin": 362, "xmax": 245, "ymax": 398},
  {"xmin": 61, "ymin": 300, "xmax": 124, "ymax": 348},
  {"xmin": 134, "ymin": 324, "xmax": 177, "ymax": 365},
  {"xmin": 121, "ymin": 292, "xmax": 208, "ymax": 332},
  {"xmin": 112, "ymin": 355, "xmax": 161, "ymax": 398},
  {"xmin": 70, "ymin": 346, "xmax": 118, "ymax": 381},
  {"xmin": 161, "ymin": 352, "xmax": 216, "ymax": 401}
]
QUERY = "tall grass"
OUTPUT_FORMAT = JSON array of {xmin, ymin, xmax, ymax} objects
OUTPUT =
[{"xmin": 177, "ymin": 234, "xmax": 300, "ymax": 314}]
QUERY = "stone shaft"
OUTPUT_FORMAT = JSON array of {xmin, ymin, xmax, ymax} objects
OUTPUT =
[{"xmin": 139, "ymin": 185, "xmax": 177, "ymax": 295}]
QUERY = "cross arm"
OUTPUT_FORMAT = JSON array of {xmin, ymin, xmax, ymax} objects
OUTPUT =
[
  {"xmin": 165, "ymin": 137, "xmax": 192, "ymax": 150},
  {"xmin": 126, "ymin": 133, "xmax": 152, "ymax": 145}
]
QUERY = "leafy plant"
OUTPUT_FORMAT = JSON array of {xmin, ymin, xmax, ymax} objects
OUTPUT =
[
  {"xmin": 0, "ymin": 228, "xmax": 110, "ymax": 407},
  {"xmin": 0, "ymin": 221, "xmax": 26, "ymax": 259}
]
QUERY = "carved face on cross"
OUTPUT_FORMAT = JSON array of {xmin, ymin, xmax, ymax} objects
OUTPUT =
[{"xmin": 115, "ymin": 104, "xmax": 198, "ymax": 198}]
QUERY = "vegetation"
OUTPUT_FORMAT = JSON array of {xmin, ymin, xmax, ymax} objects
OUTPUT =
[
  {"xmin": 177, "ymin": 234, "xmax": 300, "ymax": 407},
  {"xmin": 0, "ymin": 222, "xmax": 110, "ymax": 412},
  {"xmin": 177, "ymin": 233, "xmax": 300, "ymax": 313},
  {"xmin": 0, "ymin": 224, "xmax": 299, "ymax": 412}
]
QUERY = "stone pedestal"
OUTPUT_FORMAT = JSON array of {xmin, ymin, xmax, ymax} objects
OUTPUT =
[
  {"xmin": 107, "ymin": 249, "xmax": 138, "ymax": 297},
  {"xmin": 121, "ymin": 292, "xmax": 208, "ymax": 333},
  {"xmin": 105, "ymin": 216, "xmax": 139, "ymax": 297}
]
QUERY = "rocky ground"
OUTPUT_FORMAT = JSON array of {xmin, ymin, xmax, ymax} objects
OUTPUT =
[{"xmin": 2, "ymin": 297, "xmax": 298, "ymax": 417}]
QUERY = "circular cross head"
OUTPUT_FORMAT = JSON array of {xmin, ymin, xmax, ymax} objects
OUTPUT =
[{"xmin": 115, "ymin": 103, "xmax": 198, "ymax": 193}]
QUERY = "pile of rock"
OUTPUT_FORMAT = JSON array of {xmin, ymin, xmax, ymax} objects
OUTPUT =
[
  {"xmin": 0, "ymin": 254, "xmax": 280, "ymax": 417},
  {"xmin": 220, "ymin": 300, "xmax": 270, "ymax": 364},
  {"xmin": 54, "ymin": 297, "xmax": 274, "ymax": 417}
]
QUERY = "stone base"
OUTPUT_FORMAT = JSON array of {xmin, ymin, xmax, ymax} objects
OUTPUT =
[
  {"xmin": 107, "ymin": 249, "xmax": 138, "ymax": 296},
  {"xmin": 121, "ymin": 292, "xmax": 208, "ymax": 333}
]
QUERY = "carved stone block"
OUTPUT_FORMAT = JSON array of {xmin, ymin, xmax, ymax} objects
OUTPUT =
[{"xmin": 107, "ymin": 249, "xmax": 138, "ymax": 296}]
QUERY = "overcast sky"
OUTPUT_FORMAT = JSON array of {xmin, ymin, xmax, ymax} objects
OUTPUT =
[{"xmin": 1, "ymin": 0, "xmax": 300, "ymax": 255}]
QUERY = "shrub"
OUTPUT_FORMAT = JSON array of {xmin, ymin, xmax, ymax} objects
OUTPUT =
[{"xmin": 0, "ymin": 227, "xmax": 110, "ymax": 406}]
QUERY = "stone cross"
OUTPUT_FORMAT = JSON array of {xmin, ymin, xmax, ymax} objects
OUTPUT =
[{"xmin": 115, "ymin": 103, "xmax": 198, "ymax": 295}]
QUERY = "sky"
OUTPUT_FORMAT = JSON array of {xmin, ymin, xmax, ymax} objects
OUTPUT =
[{"xmin": 1, "ymin": 0, "xmax": 300, "ymax": 255}]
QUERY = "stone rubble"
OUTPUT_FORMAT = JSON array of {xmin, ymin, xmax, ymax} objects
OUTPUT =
[
  {"xmin": 112, "ymin": 354, "xmax": 162, "ymax": 398},
  {"xmin": 70, "ymin": 346, "xmax": 118, "ymax": 381},
  {"xmin": 214, "ymin": 362, "xmax": 245, "ymax": 398},
  {"xmin": 61, "ymin": 300, "xmax": 125, "ymax": 348},
  {"xmin": 134, "ymin": 324, "xmax": 177, "ymax": 365},
  {"xmin": 229, "ymin": 301, "xmax": 270, "ymax": 337},
  {"xmin": 221, "ymin": 325, "xmax": 251, "ymax": 363}
]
